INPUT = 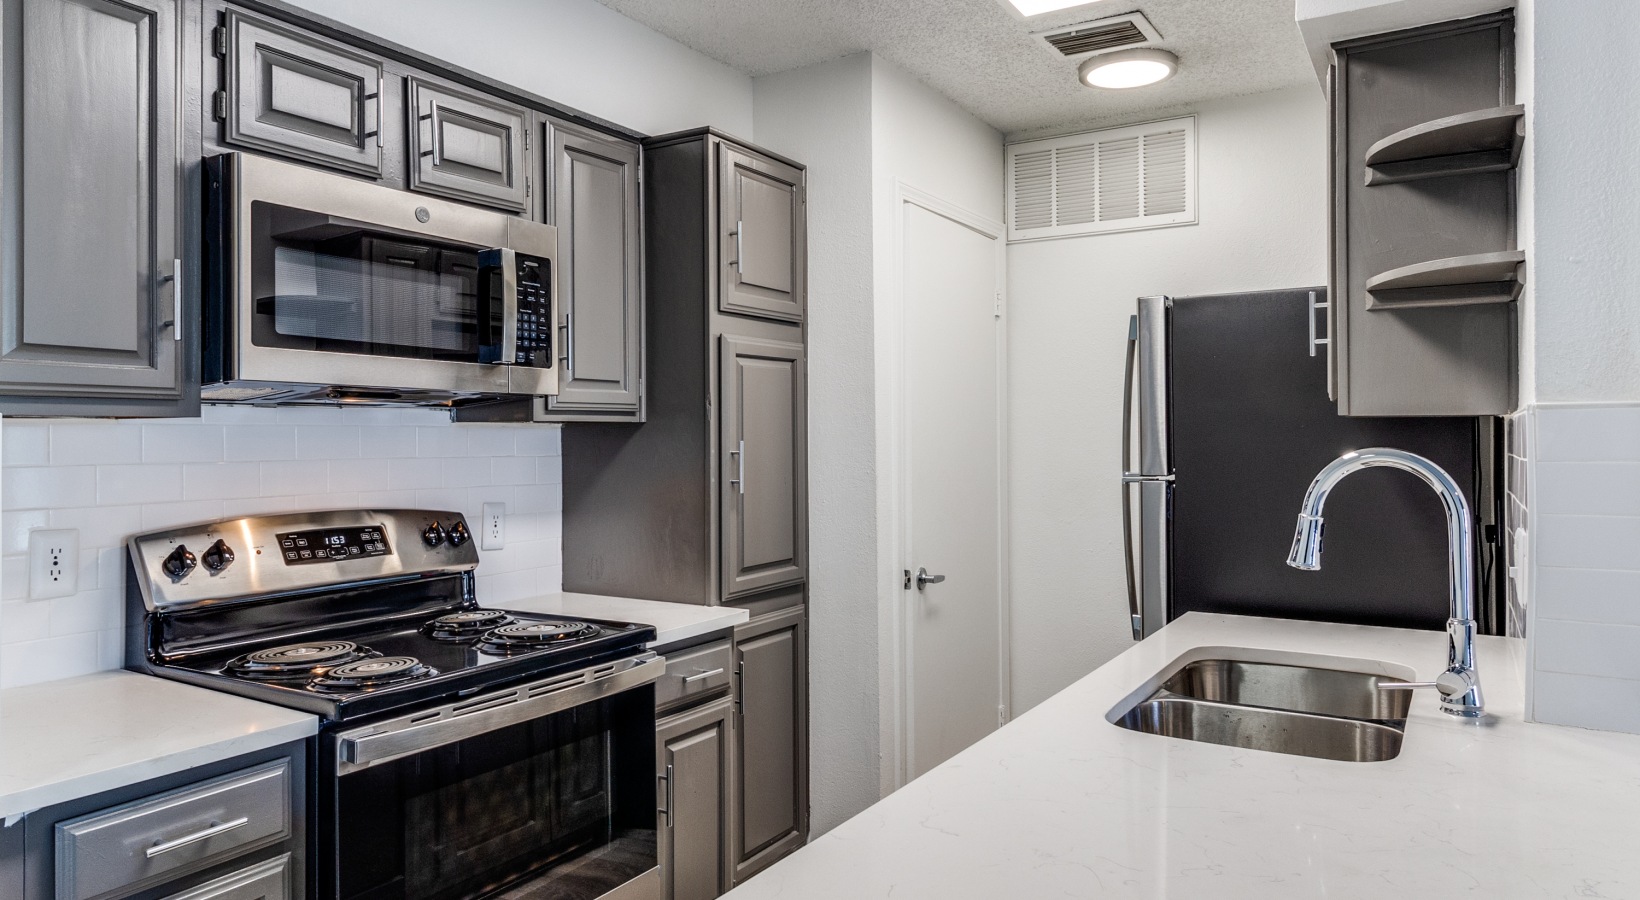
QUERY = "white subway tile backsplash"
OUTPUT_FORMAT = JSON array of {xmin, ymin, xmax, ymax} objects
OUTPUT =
[
  {"xmin": 51, "ymin": 424, "xmax": 143, "ymax": 466},
  {"xmin": 1531, "ymin": 671, "xmax": 1640, "ymax": 735},
  {"xmin": 1536, "ymin": 405, "xmax": 1640, "ymax": 462},
  {"xmin": 1535, "ymin": 514, "xmax": 1640, "ymax": 572},
  {"xmin": 2, "ymin": 406, "xmax": 565, "ymax": 688},
  {"xmin": 1534, "ymin": 462, "xmax": 1640, "ymax": 516},
  {"xmin": 1535, "ymin": 568, "xmax": 1640, "ymax": 626},
  {"xmin": 142, "ymin": 425, "xmax": 226, "ymax": 463}
]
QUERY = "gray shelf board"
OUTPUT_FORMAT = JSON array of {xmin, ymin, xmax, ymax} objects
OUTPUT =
[
  {"xmin": 1364, "ymin": 105, "xmax": 1525, "ymax": 186},
  {"xmin": 1365, "ymin": 250, "xmax": 1526, "ymax": 310}
]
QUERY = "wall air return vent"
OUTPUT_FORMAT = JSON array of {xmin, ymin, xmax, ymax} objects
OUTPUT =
[
  {"xmin": 1007, "ymin": 116, "xmax": 1196, "ymax": 242},
  {"xmin": 1036, "ymin": 12, "xmax": 1162, "ymax": 59}
]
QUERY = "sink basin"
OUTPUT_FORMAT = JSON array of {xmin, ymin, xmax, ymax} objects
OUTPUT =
[
  {"xmin": 1111, "ymin": 655, "xmax": 1412, "ymax": 762},
  {"xmin": 1116, "ymin": 696, "xmax": 1405, "ymax": 762},
  {"xmin": 1160, "ymin": 659, "xmax": 1411, "ymax": 721}
]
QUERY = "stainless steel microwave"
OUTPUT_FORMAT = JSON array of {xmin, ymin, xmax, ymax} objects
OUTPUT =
[{"xmin": 203, "ymin": 153, "xmax": 558, "ymax": 405}]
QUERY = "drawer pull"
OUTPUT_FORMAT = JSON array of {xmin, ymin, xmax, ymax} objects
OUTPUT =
[
  {"xmin": 682, "ymin": 667, "xmax": 726, "ymax": 685},
  {"xmin": 144, "ymin": 817, "xmax": 249, "ymax": 859}
]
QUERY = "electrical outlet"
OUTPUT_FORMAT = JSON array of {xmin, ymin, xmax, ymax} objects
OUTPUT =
[
  {"xmin": 28, "ymin": 528, "xmax": 79, "ymax": 601},
  {"xmin": 481, "ymin": 503, "xmax": 506, "ymax": 551}
]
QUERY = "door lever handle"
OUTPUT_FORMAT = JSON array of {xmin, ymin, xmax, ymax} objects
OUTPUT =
[{"xmin": 911, "ymin": 567, "xmax": 945, "ymax": 591}]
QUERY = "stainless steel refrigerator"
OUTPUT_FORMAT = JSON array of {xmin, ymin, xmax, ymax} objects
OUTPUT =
[{"xmin": 1121, "ymin": 289, "xmax": 1500, "ymax": 640}]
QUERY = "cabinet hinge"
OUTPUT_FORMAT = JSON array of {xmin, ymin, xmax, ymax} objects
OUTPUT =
[
  {"xmin": 523, "ymin": 131, "xmax": 530, "ymax": 152},
  {"xmin": 211, "ymin": 90, "xmax": 228, "ymax": 122},
  {"xmin": 994, "ymin": 292, "xmax": 1003, "ymax": 319},
  {"xmin": 211, "ymin": 25, "xmax": 227, "ymax": 57},
  {"xmin": 525, "ymin": 177, "xmax": 531, "ymax": 199},
  {"xmin": 999, "ymin": 705, "xmax": 1008, "ymax": 727}
]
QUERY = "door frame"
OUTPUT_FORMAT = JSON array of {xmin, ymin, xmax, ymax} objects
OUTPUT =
[{"xmin": 882, "ymin": 181, "xmax": 1010, "ymax": 789}]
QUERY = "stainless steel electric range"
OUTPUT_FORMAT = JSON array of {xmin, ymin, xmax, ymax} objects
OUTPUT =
[{"xmin": 125, "ymin": 509, "xmax": 662, "ymax": 900}]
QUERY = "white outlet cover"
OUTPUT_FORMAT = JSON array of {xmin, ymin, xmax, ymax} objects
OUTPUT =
[
  {"xmin": 481, "ymin": 502, "xmax": 506, "ymax": 551},
  {"xmin": 28, "ymin": 528, "xmax": 79, "ymax": 601}
]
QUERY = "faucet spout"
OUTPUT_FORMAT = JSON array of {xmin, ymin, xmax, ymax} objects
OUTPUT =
[{"xmin": 1286, "ymin": 448, "xmax": 1484, "ymax": 718}]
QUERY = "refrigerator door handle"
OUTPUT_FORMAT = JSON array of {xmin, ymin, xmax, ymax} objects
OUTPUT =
[
  {"xmin": 1122, "ymin": 316, "xmax": 1143, "ymax": 640},
  {"xmin": 1123, "ymin": 480, "xmax": 1142, "ymax": 641}
]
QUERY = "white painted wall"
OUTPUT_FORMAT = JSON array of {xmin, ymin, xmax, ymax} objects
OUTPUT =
[
  {"xmin": 751, "ymin": 52, "xmax": 878, "ymax": 838},
  {"xmin": 1006, "ymin": 86, "xmax": 1329, "ymax": 713},
  {"xmin": 285, "ymin": 0, "xmax": 754, "ymax": 136}
]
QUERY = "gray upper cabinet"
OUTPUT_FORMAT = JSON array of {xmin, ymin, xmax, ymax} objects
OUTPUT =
[
  {"xmin": 406, "ymin": 76, "xmax": 528, "ymax": 212},
  {"xmin": 720, "ymin": 336, "xmax": 807, "ymax": 600},
  {"xmin": 543, "ymin": 121, "xmax": 643, "ymax": 417},
  {"xmin": 731, "ymin": 607, "xmax": 808, "ymax": 885},
  {"xmin": 657, "ymin": 697, "xmax": 734, "ymax": 900},
  {"xmin": 219, "ymin": 10, "xmax": 384, "ymax": 177},
  {"xmin": 1330, "ymin": 13, "xmax": 1516, "ymax": 416},
  {"xmin": 718, "ymin": 147, "xmax": 805, "ymax": 323},
  {"xmin": 0, "ymin": 0, "xmax": 192, "ymax": 415}
]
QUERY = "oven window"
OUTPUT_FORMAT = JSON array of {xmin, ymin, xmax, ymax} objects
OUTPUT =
[
  {"xmin": 250, "ymin": 201, "xmax": 486, "ymax": 363},
  {"xmin": 331, "ymin": 690, "xmax": 656, "ymax": 900}
]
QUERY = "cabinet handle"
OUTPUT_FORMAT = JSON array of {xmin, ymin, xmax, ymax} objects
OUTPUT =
[
  {"xmin": 734, "ymin": 663, "xmax": 744, "ymax": 718},
  {"xmin": 729, "ymin": 440, "xmax": 745, "ymax": 495},
  {"xmin": 144, "ymin": 817, "xmax": 249, "ymax": 858},
  {"xmin": 682, "ymin": 667, "xmax": 725, "ymax": 685},
  {"xmin": 728, "ymin": 219, "xmax": 742, "ymax": 274},
  {"xmin": 656, "ymin": 764, "xmax": 673, "ymax": 825},
  {"xmin": 159, "ymin": 258, "xmax": 182, "ymax": 341},
  {"xmin": 1307, "ymin": 290, "xmax": 1330, "ymax": 358}
]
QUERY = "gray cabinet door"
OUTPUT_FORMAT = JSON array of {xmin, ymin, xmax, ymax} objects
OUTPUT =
[
  {"xmin": 407, "ymin": 76, "xmax": 528, "ymax": 212},
  {"xmin": 160, "ymin": 855, "xmax": 291, "ymax": 900},
  {"xmin": 718, "ymin": 146, "xmax": 804, "ymax": 323},
  {"xmin": 730, "ymin": 606, "xmax": 807, "ymax": 884},
  {"xmin": 221, "ymin": 10, "xmax": 384, "ymax": 177},
  {"xmin": 0, "ymin": 0, "xmax": 185, "ymax": 407},
  {"xmin": 544, "ymin": 122, "xmax": 643, "ymax": 416},
  {"xmin": 657, "ymin": 698, "xmax": 733, "ymax": 900},
  {"xmin": 720, "ymin": 336, "xmax": 807, "ymax": 600}
]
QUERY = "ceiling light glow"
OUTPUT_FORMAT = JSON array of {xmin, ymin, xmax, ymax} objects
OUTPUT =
[
  {"xmin": 1003, "ymin": 0, "xmax": 1110, "ymax": 17},
  {"xmin": 1079, "ymin": 48, "xmax": 1179, "ymax": 89}
]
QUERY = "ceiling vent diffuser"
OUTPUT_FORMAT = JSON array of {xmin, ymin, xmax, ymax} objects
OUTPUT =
[{"xmin": 1037, "ymin": 12, "xmax": 1162, "ymax": 59}]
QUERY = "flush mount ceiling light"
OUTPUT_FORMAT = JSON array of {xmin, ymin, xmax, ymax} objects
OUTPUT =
[
  {"xmin": 999, "ymin": 0, "xmax": 1110, "ymax": 18},
  {"xmin": 1078, "ymin": 48, "xmax": 1178, "ymax": 89}
]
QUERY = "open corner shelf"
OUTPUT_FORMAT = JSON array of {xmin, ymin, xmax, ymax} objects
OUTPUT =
[
  {"xmin": 1364, "ymin": 105, "xmax": 1525, "ymax": 186},
  {"xmin": 1365, "ymin": 250, "xmax": 1525, "ymax": 310}
]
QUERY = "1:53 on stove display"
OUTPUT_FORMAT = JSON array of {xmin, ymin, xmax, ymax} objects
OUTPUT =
[{"xmin": 276, "ymin": 525, "xmax": 391, "ymax": 565}]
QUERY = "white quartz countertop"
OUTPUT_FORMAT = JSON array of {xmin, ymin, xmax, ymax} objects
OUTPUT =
[
  {"xmin": 0, "ymin": 671, "xmax": 317, "ymax": 820},
  {"xmin": 505, "ymin": 592, "xmax": 747, "ymax": 647},
  {"xmin": 725, "ymin": 613, "xmax": 1640, "ymax": 899}
]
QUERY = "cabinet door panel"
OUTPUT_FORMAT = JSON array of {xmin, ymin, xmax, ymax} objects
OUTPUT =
[
  {"xmin": 160, "ymin": 855, "xmax": 291, "ymax": 900},
  {"xmin": 545, "ymin": 123, "xmax": 642, "ymax": 415},
  {"xmin": 718, "ymin": 146, "xmax": 804, "ymax": 323},
  {"xmin": 720, "ymin": 336, "xmax": 806, "ymax": 599},
  {"xmin": 407, "ymin": 77, "xmax": 527, "ymax": 211},
  {"xmin": 0, "ymin": 0, "xmax": 181, "ymax": 398},
  {"xmin": 224, "ymin": 10, "xmax": 383, "ymax": 176},
  {"xmin": 731, "ymin": 607, "xmax": 806, "ymax": 884},
  {"xmin": 658, "ymin": 699, "xmax": 732, "ymax": 900}
]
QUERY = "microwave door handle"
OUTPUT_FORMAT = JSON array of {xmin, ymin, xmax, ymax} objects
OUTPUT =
[{"xmin": 499, "ymin": 250, "xmax": 519, "ymax": 366}]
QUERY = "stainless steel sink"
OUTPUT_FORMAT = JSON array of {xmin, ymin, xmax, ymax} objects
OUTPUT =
[
  {"xmin": 1116, "ymin": 696, "xmax": 1405, "ymax": 762},
  {"xmin": 1112, "ymin": 657, "xmax": 1411, "ymax": 762},
  {"xmin": 1160, "ymin": 659, "xmax": 1411, "ymax": 721}
]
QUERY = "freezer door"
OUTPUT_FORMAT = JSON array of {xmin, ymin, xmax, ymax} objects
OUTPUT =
[{"xmin": 1124, "ymin": 479, "xmax": 1171, "ymax": 639}]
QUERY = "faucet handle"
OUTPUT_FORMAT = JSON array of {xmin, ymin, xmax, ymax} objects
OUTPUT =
[{"xmin": 1378, "ymin": 670, "xmax": 1484, "ymax": 717}]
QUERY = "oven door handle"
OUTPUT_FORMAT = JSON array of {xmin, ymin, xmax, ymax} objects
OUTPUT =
[{"xmin": 336, "ymin": 654, "xmax": 663, "ymax": 773}]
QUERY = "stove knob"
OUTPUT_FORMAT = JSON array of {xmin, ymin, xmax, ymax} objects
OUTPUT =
[
  {"xmin": 446, "ymin": 520, "xmax": 471, "ymax": 548},
  {"xmin": 202, "ymin": 538, "xmax": 236, "ymax": 573},
  {"xmin": 161, "ymin": 545, "xmax": 197, "ymax": 580},
  {"xmin": 422, "ymin": 522, "xmax": 447, "ymax": 548}
]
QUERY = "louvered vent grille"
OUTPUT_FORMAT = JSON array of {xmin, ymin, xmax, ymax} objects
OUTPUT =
[
  {"xmin": 1042, "ymin": 21, "xmax": 1146, "ymax": 56},
  {"xmin": 1006, "ymin": 117, "xmax": 1197, "ymax": 241}
]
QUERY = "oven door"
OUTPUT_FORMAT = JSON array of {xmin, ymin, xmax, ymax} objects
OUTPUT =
[
  {"xmin": 324, "ymin": 654, "xmax": 662, "ymax": 900},
  {"xmin": 214, "ymin": 152, "xmax": 558, "ymax": 398}
]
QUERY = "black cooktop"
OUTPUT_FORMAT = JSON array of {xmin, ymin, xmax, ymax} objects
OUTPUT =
[{"xmin": 160, "ymin": 608, "xmax": 655, "ymax": 722}]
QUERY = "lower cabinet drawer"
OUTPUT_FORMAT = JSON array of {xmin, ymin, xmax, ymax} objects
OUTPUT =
[
  {"xmin": 161, "ymin": 855, "xmax": 291, "ymax": 900},
  {"xmin": 56, "ymin": 761, "xmax": 292, "ymax": 900},
  {"xmin": 656, "ymin": 640, "xmax": 734, "ymax": 710}
]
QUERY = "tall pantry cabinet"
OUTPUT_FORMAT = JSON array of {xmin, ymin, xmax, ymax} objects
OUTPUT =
[{"xmin": 562, "ymin": 128, "xmax": 809, "ymax": 887}]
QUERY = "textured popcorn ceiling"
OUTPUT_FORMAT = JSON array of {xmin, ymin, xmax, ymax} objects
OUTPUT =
[{"xmin": 594, "ymin": 0, "xmax": 1316, "ymax": 139}]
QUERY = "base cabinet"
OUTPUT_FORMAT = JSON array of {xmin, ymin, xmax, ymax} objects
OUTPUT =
[
  {"xmin": 657, "ymin": 697, "xmax": 735, "ymax": 900},
  {"xmin": 731, "ymin": 607, "xmax": 808, "ymax": 884}
]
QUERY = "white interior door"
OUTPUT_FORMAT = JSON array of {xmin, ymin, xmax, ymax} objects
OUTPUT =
[{"xmin": 898, "ymin": 191, "xmax": 1007, "ymax": 781}]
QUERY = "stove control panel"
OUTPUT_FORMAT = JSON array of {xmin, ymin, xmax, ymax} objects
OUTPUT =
[
  {"xmin": 276, "ymin": 524, "xmax": 392, "ymax": 565},
  {"xmin": 129, "ymin": 509, "xmax": 481, "ymax": 612}
]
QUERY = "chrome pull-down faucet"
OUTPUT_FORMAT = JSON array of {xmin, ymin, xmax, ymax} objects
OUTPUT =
[{"xmin": 1286, "ymin": 447, "xmax": 1485, "ymax": 718}]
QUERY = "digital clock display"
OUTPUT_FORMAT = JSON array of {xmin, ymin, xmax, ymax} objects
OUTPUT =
[{"xmin": 275, "ymin": 524, "xmax": 392, "ymax": 565}]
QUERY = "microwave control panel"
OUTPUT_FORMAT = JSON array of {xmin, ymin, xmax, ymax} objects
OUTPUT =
[{"xmin": 514, "ymin": 255, "xmax": 552, "ymax": 368}]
